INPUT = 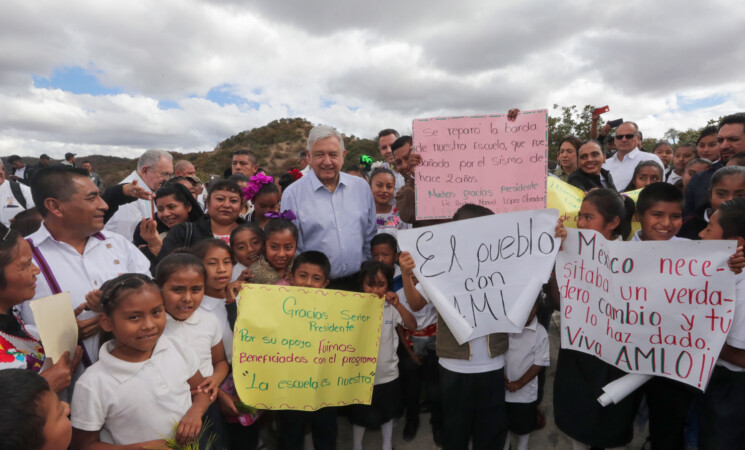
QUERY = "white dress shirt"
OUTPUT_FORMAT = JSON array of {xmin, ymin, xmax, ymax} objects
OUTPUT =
[
  {"xmin": 20, "ymin": 224, "xmax": 151, "ymax": 362},
  {"xmin": 603, "ymin": 148, "xmax": 664, "ymax": 191},
  {"xmin": 0, "ymin": 180, "xmax": 34, "ymax": 227},
  {"xmin": 104, "ymin": 170, "xmax": 154, "ymax": 241}
]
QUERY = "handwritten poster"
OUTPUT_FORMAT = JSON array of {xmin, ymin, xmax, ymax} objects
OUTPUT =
[
  {"xmin": 413, "ymin": 110, "xmax": 548, "ymax": 220},
  {"xmin": 546, "ymin": 177, "xmax": 642, "ymax": 239},
  {"xmin": 557, "ymin": 228, "xmax": 736, "ymax": 390},
  {"xmin": 398, "ymin": 209, "xmax": 559, "ymax": 343},
  {"xmin": 233, "ymin": 285, "xmax": 383, "ymax": 410}
]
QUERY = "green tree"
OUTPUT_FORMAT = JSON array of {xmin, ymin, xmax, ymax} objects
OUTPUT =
[{"xmin": 547, "ymin": 104, "xmax": 600, "ymax": 160}]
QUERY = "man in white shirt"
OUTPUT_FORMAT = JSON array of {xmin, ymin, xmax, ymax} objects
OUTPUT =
[
  {"xmin": 104, "ymin": 149, "xmax": 173, "ymax": 240},
  {"xmin": 603, "ymin": 122, "xmax": 664, "ymax": 191},
  {"xmin": 21, "ymin": 165, "xmax": 151, "ymax": 365},
  {"xmin": 0, "ymin": 159, "xmax": 34, "ymax": 227}
]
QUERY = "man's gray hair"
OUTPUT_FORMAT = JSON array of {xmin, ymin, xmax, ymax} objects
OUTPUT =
[
  {"xmin": 137, "ymin": 149, "xmax": 173, "ymax": 170},
  {"xmin": 307, "ymin": 125, "xmax": 345, "ymax": 152}
]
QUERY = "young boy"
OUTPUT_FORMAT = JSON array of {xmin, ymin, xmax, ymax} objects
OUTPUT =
[
  {"xmin": 665, "ymin": 144, "xmax": 697, "ymax": 186},
  {"xmin": 277, "ymin": 251, "xmax": 334, "ymax": 450},
  {"xmin": 402, "ymin": 204, "xmax": 509, "ymax": 449},
  {"xmin": 372, "ymin": 233, "xmax": 442, "ymax": 444},
  {"xmin": 698, "ymin": 198, "xmax": 745, "ymax": 449},
  {"xmin": 0, "ymin": 369, "xmax": 72, "ymax": 450},
  {"xmin": 631, "ymin": 182, "xmax": 696, "ymax": 448},
  {"xmin": 504, "ymin": 298, "xmax": 550, "ymax": 450}
]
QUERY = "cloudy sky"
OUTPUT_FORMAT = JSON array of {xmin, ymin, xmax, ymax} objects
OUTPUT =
[{"xmin": 1, "ymin": 0, "xmax": 743, "ymax": 158}]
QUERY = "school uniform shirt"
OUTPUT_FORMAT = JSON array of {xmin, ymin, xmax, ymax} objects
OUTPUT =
[
  {"xmin": 20, "ymin": 224, "xmax": 151, "ymax": 363},
  {"xmin": 416, "ymin": 284, "xmax": 505, "ymax": 374},
  {"xmin": 603, "ymin": 148, "xmax": 664, "ymax": 192},
  {"xmin": 231, "ymin": 261, "xmax": 248, "ymax": 282},
  {"xmin": 70, "ymin": 336, "xmax": 199, "ymax": 445},
  {"xmin": 630, "ymin": 230, "xmax": 688, "ymax": 242},
  {"xmin": 163, "ymin": 309, "xmax": 222, "ymax": 377},
  {"xmin": 0, "ymin": 179, "xmax": 34, "ymax": 227},
  {"xmin": 718, "ymin": 272, "xmax": 745, "ymax": 372},
  {"xmin": 400, "ymin": 282, "xmax": 437, "ymax": 331},
  {"xmin": 104, "ymin": 170, "xmax": 154, "ymax": 241},
  {"xmin": 375, "ymin": 302, "xmax": 404, "ymax": 385},
  {"xmin": 200, "ymin": 295, "xmax": 233, "ymax": 363},
  {"xmin": 504, "ymin": 317, "xmax": 550, "ymax": 403},
  {"xmin": 665, "ymin": 169, "xmax": 682, "ymax": 186}
]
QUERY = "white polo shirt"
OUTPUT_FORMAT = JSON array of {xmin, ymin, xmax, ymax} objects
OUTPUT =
[
  {"xmin": 504, "ymin": 317, "xmax": 550, "ymax": 403},
  {"xmin": 718, "ymin": 273, "xmax": 745, "ymax": 372},
  {"xmin": 0, "ymin": 180, "xmax": 34, "ymax": 227},
  {"xmin": 401, "ymin": 282, "xmax": 437, "ymax": 330},
  {"xmin": 603, "ymin": 148, "xmax": 664, "ymax": 191},
  {"xmin": 163, "ymin": 308, "xmax": 222, "ymax": 377},
  {"xmin": 70, "ymin": 336, "xmax": 199, "ymax": 445},
  {"xmin": 104, "ymin": 170, "xmax": 154, "ymax": 241},
  {"xmin": 375, "ymin": 302, "xmax": 403, "ymax": 385},
  {"xmin": 200, "ymin": 295, "xmax": 233, "ymax": 363},
  {"xmin": 20, "ymin": 224, "xmax": 151, "ymax": 363}
]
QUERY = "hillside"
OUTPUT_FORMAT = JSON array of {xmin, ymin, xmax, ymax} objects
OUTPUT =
[{"xmin": 7, "ymin": 118, "xmax": 379, "ymax": 188}]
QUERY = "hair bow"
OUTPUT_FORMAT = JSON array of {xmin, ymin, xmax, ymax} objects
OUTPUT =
[
  {"xmin": 288, "ymin": 168, "xmax": 303, "ymax": 180},
  {"xmin": 242, "ymin": 173, "xmax": 274, "ymax": 202},
  {"xmin": 359, "ymin": 155, "xmax": 373, "ymax": 170},
  {"xmin": 264, "ymin": 209, "xmax": 297, "ymax": 221}
]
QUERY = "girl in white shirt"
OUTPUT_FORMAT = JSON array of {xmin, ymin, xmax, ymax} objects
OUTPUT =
[
  {"xmin": 348, "ymin": 261, "xmax": 417, "ymax": 450},
  {"xmin": 70, "ymin": 273, "xmax": 212, "ymax": 449}
]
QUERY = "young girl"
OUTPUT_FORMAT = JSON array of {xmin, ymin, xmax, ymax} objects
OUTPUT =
[
  {"xmin": 230, "ymin": 223, "xmax": 265, "ymax": 282},
  {"xmin": 245, "ymin": 218, "xmax": 298, "ymax": 285},
  {"xmin": 189, "ymin": 239, "xmax": 235, "ymax": 357},
  {"xmin": 242, "ymin": 173, "xmax": 279, "ymax": 229},
  {"xmin": 652, "ymin": 141, "xmax": 674, "ymax": 168},
  {"xmin": 70, "ymin": 273, "xmax": 212, "ymax": 448},
  {"xmin": 622, "ymin": 160, "xmax": 664, "ymax": 192},
  {"xmin": 679, "ymin": 166, "xmax": 745, "ymax": 239},
  {"xmin": 347, "ymin": 261, "xmax": 416, "ymax": 450},
  {"xmin": 190, "ymin": 240, "xmax": 262, "ymax": 450},
  {"xmin": 552, "ymin": 189, "xmax": 642, "ymax": 450},
  {"xmin": 665, "ymin": 144, "xmax": 697, "ymax": 186},
  {"xmin": 369, "ymin": 167, "xmax": 411, "ymax": 237},
  {"xmin": 156, "ymin": 253, "xmax": 229, "ymax": 399}
]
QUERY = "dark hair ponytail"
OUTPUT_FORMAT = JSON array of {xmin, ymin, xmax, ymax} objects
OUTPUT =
[{"xmin": 583, "ymin": 189, "xmax": 635, "ymax": 240}]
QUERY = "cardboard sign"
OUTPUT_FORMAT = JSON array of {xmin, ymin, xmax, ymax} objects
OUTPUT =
[
  {"xmin": 398, "ymin": 209, "xmax": 559, "ymax": 343},
  {"xmin": 557, "ymin": 228, "xmax": 736, "ymax": 390},
  {"xmin": 233, "ymin": 285, "xmax": 383, "ymax": 410},
  {"xmin": 412, "ymin": 110, "xmax": 548, "ymax": 220}
]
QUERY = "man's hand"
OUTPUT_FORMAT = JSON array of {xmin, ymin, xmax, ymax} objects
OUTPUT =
[{"xmin": 122, "ymin": 180, "xmax": 153, "ymax": 200}]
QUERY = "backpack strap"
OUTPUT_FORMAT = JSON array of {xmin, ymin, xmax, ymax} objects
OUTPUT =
[
  {"xmin": 9, "ymin": 181, "xmax": 27, "ymax": 209},
  {"xmin": 26, "ymin": 238, "xmax": 93, "ymax": 368}
]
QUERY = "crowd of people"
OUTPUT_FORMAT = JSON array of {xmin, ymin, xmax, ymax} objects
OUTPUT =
[{"xmin": 1, "ymin": 110, "xmax": 745, "ymax": 450}]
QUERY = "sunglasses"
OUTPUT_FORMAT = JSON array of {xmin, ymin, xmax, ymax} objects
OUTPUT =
[{"xmin": 614, "ymin": 134, "xmax": 637, "ymax": 140}]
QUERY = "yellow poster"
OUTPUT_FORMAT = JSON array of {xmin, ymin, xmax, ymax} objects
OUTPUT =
[
  {"xmin": 233, "ymin": 285, "xmax": 384, "ymax": 410},
  {"xmin": 546, "ymin": 177, "xmax": 641, "ymax": 240}
]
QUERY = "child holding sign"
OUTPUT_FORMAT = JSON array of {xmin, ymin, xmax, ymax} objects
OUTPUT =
[
  {"xmin": 70, "ymin": 273, "xmax": 212, "ymax": 448},
  {"xmin": 243, "ymin": 218, "xmax": 298, "ymax": 285},
  {"xmin": 697, "ymin": 198, "xmax": 745, "ymax": 449},
  {"xmin": 276, "ymin": 251, "xmax": 337, "ymax": 450},
  {"xmin": 553, "ymin": 188, "xmax": 642, "ymax": 449},
  {"xmin": 347, "ymin": 260, "xmax": 416, "ymax": 450}
]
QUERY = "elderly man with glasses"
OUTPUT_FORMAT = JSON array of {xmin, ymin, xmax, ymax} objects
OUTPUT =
[
  {"xmin": 104, "ymin": 149, "xmax": 173, "ymax": 241},
  {"xmin": 602, "ymin": 121, "xmax": 664, "ymax": 191}
]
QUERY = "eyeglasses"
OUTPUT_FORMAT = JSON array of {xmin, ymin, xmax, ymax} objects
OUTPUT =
[{"xmin": 615, "ymin": 134, "xmax": 637, "ymax": 140}]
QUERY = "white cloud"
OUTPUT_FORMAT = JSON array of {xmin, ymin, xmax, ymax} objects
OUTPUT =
[{"xmin": 1, "ymin": 0, "xmax": 744, "ymax": 159}]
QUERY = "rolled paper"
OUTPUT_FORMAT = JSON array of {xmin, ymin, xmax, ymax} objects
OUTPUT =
[
  {"xmin": 597, "ymin": 374, "xmax": 652, "ymax": 406},
  {"xmin": 413, "ymin": 267, "xmax": 473, "ymax": 344}
]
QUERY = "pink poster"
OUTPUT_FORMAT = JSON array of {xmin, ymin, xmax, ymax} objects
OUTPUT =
[{"xmin": 413, "ymin": 110, "xmax": 548, "ymax": 220}]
